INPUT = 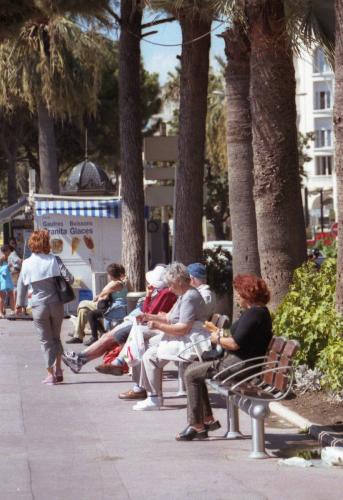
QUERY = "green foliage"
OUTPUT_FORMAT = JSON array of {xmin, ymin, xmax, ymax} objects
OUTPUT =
[
  {"xmin": 204, "ymin": 170, "xmax": 229, "ymax": 239},
  {"xmin": 0, "ymin": 38, "xmax": 162, "ymax": 195},
  {"xmin": 0, "ymin": 17, "xmax": 107, "ymax": 121},
  {"xmin": 298, "ymin": 131, "xmax": 314, "ymax": 183},
  {"xmin": 203, "ymin": 246, "xmax": 232, "ymax": 296},
  {"xmin": 273, "ymin": 258, "xmax": 343, "ymax": 392},
  {"xmin": 314, "ymin": 239, "xmax": 337, "ymax": 258},
  {"xmin": 317, "ymin": 336, "xmax": 343, "ymax": 392}
]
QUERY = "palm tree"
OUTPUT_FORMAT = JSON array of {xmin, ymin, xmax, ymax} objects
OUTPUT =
[
  {"xmin": 221, "ymin": 22, "xmax": 260, "ymax": 317},
  {"xmin": 0, "ymin": 17, "xmax": 105, "ymax": 194},
  {"xmin": 243, "ymin": 0, "xmax": 306, "ymax": 308},
  {"xmin": 118, "ymin": 0, "xmax": 146, "ymax": 290},
  {"xmin": 175, "ymin": 7, "xmax": 213, "ymax": 263},
  {"xmin": 151, "ymin": 1, "xmax": 216, "ymax": 263}
]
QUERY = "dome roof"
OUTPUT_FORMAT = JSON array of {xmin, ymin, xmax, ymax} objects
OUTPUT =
[{"xmin": 63, "ymin": 161, "xmax": 113, "ymax": 195}]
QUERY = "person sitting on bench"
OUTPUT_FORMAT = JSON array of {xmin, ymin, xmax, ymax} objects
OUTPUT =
[
  {"xmin": 62, "ymin": 264, "xmax": 176, "ymax": 373},
  {"xmin": 66, "ymin": 263, "xmax": 126, "ymax": 345},
  {"xmin": 187, "ymin": 263, "xmax": 216, "ymax": 319},
  {"xmin": 176, "ymin": 274, "xmax": 272, "ymax": 441}
]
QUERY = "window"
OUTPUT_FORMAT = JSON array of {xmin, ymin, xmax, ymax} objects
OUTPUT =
[
  {"xmin": 314, "ymin": 90, "xmax": 331, "ymax": 110},
  {"xmin": 315, "ymin": 129, "xmax": 332, "ymax": 148},
  {"xmin": 313, "ymin": 47, "xmax": 330, "ymax": 73},
  {"xmin": 315, "ymin": 156, "xmax": 333, "ymax": 175}
]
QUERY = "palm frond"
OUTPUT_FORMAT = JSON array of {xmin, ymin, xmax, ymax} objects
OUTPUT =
[
  {"xmin": 0, "ymin": 16, "xmax": 109, "ymax": 122},
  {"xmin": 287, "ymin": 0, "xmax": 335, "ymax": 64}
]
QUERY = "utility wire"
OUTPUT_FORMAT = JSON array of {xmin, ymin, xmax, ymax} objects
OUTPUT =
[{"xmin": 137, "ymin": 20, "xmax": 226, "ymax": 47}]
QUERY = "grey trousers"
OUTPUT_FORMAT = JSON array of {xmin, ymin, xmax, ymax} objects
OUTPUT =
[
  {"xmin": 32, "ymin": 302, "xmax": 64, "ymax": 368},
  {"xmin": 139, "ymin": 344, "xmax": 169, "ymax": 396},
  {"xmin": 185, "ymin": 353, "xmax": 244, "ymax": 425}
]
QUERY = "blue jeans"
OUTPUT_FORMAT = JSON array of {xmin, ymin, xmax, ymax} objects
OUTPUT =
[{"xmin": 103, "ymin": 299, "xmax": 127, "ymax": 330}]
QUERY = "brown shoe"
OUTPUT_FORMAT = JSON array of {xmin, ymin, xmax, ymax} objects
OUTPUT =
[
  {"xmin": 119, "ymin": 389, "xmax": 147, "ymax": 400},
  {"xmin": 95, "ymin": 363, "xmax": 128, "ymax": 376}
]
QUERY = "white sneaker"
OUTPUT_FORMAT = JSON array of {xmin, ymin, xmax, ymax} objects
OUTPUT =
[{"xmin": 132, "ymin": 396, "xmax": 162, "ymax": 411}]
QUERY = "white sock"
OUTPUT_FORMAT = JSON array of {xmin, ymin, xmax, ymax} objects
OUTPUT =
[{"xmin": 133, "ymin": 384, "xmax": 144, "ymax": 393}]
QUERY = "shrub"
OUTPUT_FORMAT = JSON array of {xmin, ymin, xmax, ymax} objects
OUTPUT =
[
  {"xmin": 273, "ymin": 258, "xmax": 343, "ymax": 370},
  {"xmin": 203, "ymin": 247, "xmax": 232, "ymax": 296},
  {"xmin": 317, "ymin": 336, "xmax": 343, "ymax": 393},
  {"xmin": 314, "ymin": 239, "xmax": 337, "ymax": 258}
]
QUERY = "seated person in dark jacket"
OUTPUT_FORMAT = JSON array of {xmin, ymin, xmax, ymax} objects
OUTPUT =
[{"xmin": 176, "ymin": 274, "xmax": 272, "ymax": 441}]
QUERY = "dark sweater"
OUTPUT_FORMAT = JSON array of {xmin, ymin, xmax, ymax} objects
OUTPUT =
[{"xmin": 231, "ymin": 306, "xmax": 273, "ymax": 360}]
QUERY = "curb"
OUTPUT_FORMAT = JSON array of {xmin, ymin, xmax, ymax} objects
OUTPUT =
[{"xmin": 270, "ymin": 402, "xmax": 343, "ymax": 448}]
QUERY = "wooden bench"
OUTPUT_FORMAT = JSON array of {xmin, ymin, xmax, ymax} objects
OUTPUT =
[{"xmin": 206, "ymin": 335, "xmax": 299, "ymax": 459}]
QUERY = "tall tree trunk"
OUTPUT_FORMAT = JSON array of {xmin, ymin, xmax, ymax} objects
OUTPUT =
[
  {"xmin": 173, "ymin": 12, "xmax": 211, "ymax": 264},
  {"xmin": 7, "ymin": 146, "xmax": 17, "ymax": 205},
  {"xmin": 119, "ymin": 0, "xmax": 145, "ymax": 290},
  {"xmin": 335, "ymin": 0, "xmax": 343, "ymax": 312},
  {"xmin": 247, "ymin": 0, "xmax": 306, "ymax": 310},
  {"xmin": 0, "ymin": 119, "xmax": 18, "ymax": 205},
  {"xmin": 37, "ymin": 100, "xmax": 59, "ymax": 194},
  {"xmin": 223, "ymin": 24, "xmax": 260, "ymax": 319}
]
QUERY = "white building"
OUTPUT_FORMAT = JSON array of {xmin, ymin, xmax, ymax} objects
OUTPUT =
[{"xmin": 295, "ymin": 47, "xmax": 336, "ymax": 234}]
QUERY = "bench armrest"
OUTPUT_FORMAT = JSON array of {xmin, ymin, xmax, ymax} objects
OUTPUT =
[
  {"xmin": 212, "ymin": 356, "xmax": 267, "ymax": 381},
  {"xmin": 177, "ymin": 338, "xmax": 211, "ymax": 362},
  {"xmin": 219, "ymin": 359, "xmax": 280, "ymax": 385},
  {"xmin": 226, "ymin": 365, "xmax": 295, "ymax": 402}
]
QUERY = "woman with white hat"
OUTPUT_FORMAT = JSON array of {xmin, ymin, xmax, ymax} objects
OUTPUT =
[{"xmin": 62, "ymin": 264, "xmax": 176, "ymax": 380}]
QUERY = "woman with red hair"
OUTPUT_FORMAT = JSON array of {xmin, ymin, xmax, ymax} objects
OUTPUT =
[
  {"xmin": 176, "ymin": 274, "xmax": 272, "ymax": 441},
  {"xmin": 16, "ymin": 230, "xmax": 73, "ymax": 385}
]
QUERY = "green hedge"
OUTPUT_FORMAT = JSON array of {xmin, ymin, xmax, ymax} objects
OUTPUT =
[{"xmin": 273, "ymin": 258, "xmax": 343, "ymax": 392}]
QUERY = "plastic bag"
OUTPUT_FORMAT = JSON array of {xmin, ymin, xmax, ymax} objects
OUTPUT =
[{"xmin": 122, "ymin": 319, "xmax": 146, "ymax": 367}]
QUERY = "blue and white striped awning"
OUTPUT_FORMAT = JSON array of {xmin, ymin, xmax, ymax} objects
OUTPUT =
[{"xmin": 35, "ymin": 199, "xmax": 121, "ymax": 218}]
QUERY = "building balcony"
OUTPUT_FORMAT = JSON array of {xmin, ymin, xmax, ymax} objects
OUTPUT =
[
  {"xmin": 312, "ymin": 72, "xmax": 334, "ymax": 82},
  {"xmin": 306, "ymin": 175, "xmax": 334, "ymax": 191},
  {"xmin": 313, "ymin": 108, "xmax": 333, "ymax": 116},
  {"xmin": 313, "ymin": 145, "xmax": 334, "ymax": 153}
]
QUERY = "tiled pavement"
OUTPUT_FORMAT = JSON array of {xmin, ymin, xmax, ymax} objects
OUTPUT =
[{"xmin": 0, "ymin": 318, "xmax": 342, "ymax": 500}]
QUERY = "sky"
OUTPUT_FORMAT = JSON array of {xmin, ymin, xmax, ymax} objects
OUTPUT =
[{"xmin": 140, "ymin": 12, "xmax": 227, "ymax": 85}]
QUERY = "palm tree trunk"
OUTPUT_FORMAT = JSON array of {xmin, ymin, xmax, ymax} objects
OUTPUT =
[
  {"xmin": 0, "ymin": 119, "xmax": 18, "ymax": 205},
  {"xmin": 119, "ymin": 0, "xmax": 145, "ymax": 290},
  {"xmin": 247, "ymin": 0, "xmax": 306, "ymax": 309},
  {"xmin": 173, "ymin": 12, "xmax": 211, "ymax": 264},
  {"xmin": 37, "ymin": 99, "xmax": 59, "ymax": 194},
  {"xmin": 223, "ymin": 24, "xmax": 260, "ymax": 320},
  {"xmin": 7, "ymin": 145, "xmax": 17, "ymax": 205},
  {"xmin": 335, "ymin": 0, "xmax": 343, "ymax": 313}
]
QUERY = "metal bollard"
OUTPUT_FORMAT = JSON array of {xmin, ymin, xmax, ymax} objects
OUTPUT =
[
  {"xmin": 225, "ymin": 395, "xmax": 243, "ymax": 439},
  {"xmin": 249, "ymin": 403, "xmax": 269, "ymax": 459}
]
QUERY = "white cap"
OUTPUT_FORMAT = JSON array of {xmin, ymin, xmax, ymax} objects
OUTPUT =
[{"xmin": 145, "ymin": 264, "xmax": 167, "ymax": 289}]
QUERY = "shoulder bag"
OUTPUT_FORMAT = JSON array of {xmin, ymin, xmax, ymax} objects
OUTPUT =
[
  {"xmin": 54, "ymin": 275, "xmax": 75, "ymax": 304},
  {"xmin": 54, "ymin": 257, "xmax": 75, "ymax": 304}
]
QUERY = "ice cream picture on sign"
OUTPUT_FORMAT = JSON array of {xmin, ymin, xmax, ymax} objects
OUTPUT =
[
  {"xmin": 83, "ymin": 235, "xmax": 94, "ymax": 251},
  {"xmin": 71, "ymin": 237, "xmax": 80, "ymax": 254}
]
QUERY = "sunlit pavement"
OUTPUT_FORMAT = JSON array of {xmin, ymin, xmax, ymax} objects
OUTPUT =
[{"xmin": 0, "ymin": 318, "xmax": 342, "ymax": 500}]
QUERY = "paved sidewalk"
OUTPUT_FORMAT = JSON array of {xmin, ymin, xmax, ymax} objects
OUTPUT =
[{"xmin": 0, "ymin": 319, "xmax": 342, "ymax": 500}]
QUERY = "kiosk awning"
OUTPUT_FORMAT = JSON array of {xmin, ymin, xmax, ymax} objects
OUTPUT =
[
  {"xmin": 35, "ymin": 199, "xmax": 121, "ymax": 218},
  {"xmin": 0, "ymin": 197, "xmax": 28, "ymax": 224}
]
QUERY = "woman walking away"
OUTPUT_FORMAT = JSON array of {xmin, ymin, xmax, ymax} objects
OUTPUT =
[
  {"xmin": 176, "ymin": 274, "xmax": 272, "ymax": 441},
  {"xmin": 0, "ymin": 245, "xmax": 14, "ymax": 317},
  {"xmin": 16, "ymin": 230, "xmax": 74, "ymax": 385}
]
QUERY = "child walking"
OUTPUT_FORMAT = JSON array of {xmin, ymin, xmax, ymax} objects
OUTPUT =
[{"xmin": 0, "ymin": 245, "xmax": 14, "ymax": 317}]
